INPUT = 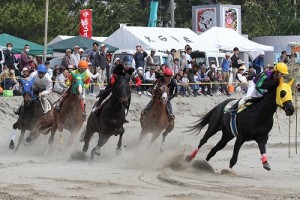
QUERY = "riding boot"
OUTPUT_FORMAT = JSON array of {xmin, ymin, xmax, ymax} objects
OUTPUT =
[{"xmin": 166, "ymin": 100, "xmax": 175, "ymax": 121}]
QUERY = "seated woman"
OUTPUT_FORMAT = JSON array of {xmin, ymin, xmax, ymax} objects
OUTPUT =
[{"xmin": 0, "ymin": 66, "xmax": 18, "ymax": 90}]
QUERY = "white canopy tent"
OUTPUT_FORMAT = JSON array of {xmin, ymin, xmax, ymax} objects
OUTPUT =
[
  {"xmin": 48, "ymin": 35, "xmax": 108, "ymax": 46},
  {"xmin": 103, "ymin": 25, "xmax": 218, "ymax": 52},
  {"xmin": 198, "ymin": 27, "xmax": 274, "ymax": 52}
]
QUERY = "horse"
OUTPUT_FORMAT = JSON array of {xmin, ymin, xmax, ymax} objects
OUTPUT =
[
  {"xmin": 82, "ymin": 76, "xmax": 131, "ymax": 159},
  {"xmin": 185, "ymin": 77, "xmax": 294, "ymax": 171},
  {"xmin": 49, "ymin": 74, "xmax": 86, "ymax": 146},
  {"xmin": 138, "ymin": 80, "xmax": 175, "ymax": 152},
  {"xmin": 10, "ymin": 78, "xmax": 54, "ymax": 151}
]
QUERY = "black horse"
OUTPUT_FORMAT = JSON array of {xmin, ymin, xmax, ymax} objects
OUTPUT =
[
  {"xmin": 82, "ymin": 76, "xmax": 131, "ymax": 159},
  {"xmin": 10, "ymin": 78, "xmax": 53, "ymax": 151},
  {"xmin": 186, "ymin": 77, "xmax": 294, "ymax": 171}
]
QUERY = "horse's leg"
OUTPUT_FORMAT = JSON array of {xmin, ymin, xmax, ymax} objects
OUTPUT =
[
  {"xmin": 83, "ymin": 126, "xmax": 94, "ymax": 152},
  {"xmin": 15, "ymin": 129, "xmax": 25, "ymax": 152},
  {"xmin": 160, "ymin": 120, "xmax": 175, "ymax": 152},
  {"xmin": 186, "ymin": 121, "xmax": 220, "ymax": 162},
  {"xmin": 229, "ymin": 138, "xmax": 244, "ymax": 169},
  {"xmin": 91, "ymin": 132, "xmax": 110, "ymax": 159},
  {"xmin": 67, "ymin": 127, "xmax": 81, "ymax": 146},
  {"xmin": 44, "ymin": 124, "xmax": 57, "ymax": 156},
  {"xmin": 137, "ymin": 128, "xmax": 147, "ymax": 145},
  {"xmin": 149, "ymin": 133, "xmax": 160, "ymax": 148},
  {"xmin": 256, "ymin": 135, "xmax": 271, "ymax": 171},
  {"xmin": 206, "ymin": 129, "xmax": 234, "ymax": 161},
  {"xmin": 116, "ymin": 127, "xmax": 125, "ymax": 155}
]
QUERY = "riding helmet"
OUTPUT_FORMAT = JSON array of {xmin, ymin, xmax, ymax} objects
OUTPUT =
[
  {"xmin": 164, "ymin": 68, "xmax": 173, "ymax": 76},
  {"xmin": 78, "ymin": 60, "xmax": 89, "ymax": 69},
  {"xmin": 274, "ymin": 62, "xmax": 289, "ymax": 75},
  {"xmin": 123, "ymin": 55, "xmax": 133, "ymax": 67},
  {"xmin": 37, "ymin": 64, "xmax": 47, "ymax": 73}
]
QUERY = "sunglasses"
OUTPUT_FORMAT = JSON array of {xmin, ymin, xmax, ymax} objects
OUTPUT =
[{"xmin": 38, "ymin": 72, "xmax": 45, "ymax": 75}]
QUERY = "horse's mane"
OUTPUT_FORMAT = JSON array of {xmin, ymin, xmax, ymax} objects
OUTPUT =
[{"xmin": 151, "ymin": 79, "xmax": 163, "ymax": 100}]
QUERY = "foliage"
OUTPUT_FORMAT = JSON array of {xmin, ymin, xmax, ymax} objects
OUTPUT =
[{"xmin": 0, "ymin": 0, "xmax": 300, "ymax": 43}]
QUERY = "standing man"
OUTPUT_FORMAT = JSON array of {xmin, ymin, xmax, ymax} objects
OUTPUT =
[
  {"xmin": 231, "ymin": 47, "xmax": 239, "ymax": 85},
  {"xmin": 185, "ymin": 47, "xmax": 193, "ymax": 69},
  {"xmin": 61, "ymin": 49, "xmax": 72, "ymax": 69},
  {"xmin": 221, "ymin": 52, "xmax": 231, "ymax": 96},
  {"xmin": 95, "ymin": 43, "xmax": 108, "ymax": 84},
  {"xmin": 3, "ymin": 43, "xmax": 17, "ymax": 72},
  {"xmin": 70, "ymin": 45, "xmax": 81, "ymax": 68},
  {"xmin": 146, "ymin": 49, "xmax": 158, "ymax": 70},
  {"xmin": 167, "ymin": 48, "xmax": 176, "ymax": 67},
  {"xmin": 134, "ymin": 45, "xmax": 148, "ymax": 71},
  {"xmin": 21, "ymin": 44, "xmax": 32, "ymax": 71}
]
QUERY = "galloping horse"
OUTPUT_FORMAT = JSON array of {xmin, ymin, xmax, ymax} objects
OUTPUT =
[
  {"xmin": 82, "ymin": 76, "xmax": 131, "ymax": 159},
  {"xmin": 186, "ymin": 77, "xmax": 294, "ymax": 171},
  {"xmin": 50, "ymin": 73, "xmax": 86, "ymax": 146},
  {"xmin": 10, "ymin": 78, "xmax": 53, "ymax": 151},
  {"xmin": 138, "ymin": 80, "xmax": 174, "ymax": 152}
]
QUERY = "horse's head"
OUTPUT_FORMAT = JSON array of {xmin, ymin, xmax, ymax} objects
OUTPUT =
[
  {"xmin": 276, "ymin": 77, "xmax": 294, "ymax": 116},
  {"xmin": 20, "ymin": 78, "xmax": 35, "ymax": 106},
  {"xmin": 71, "ymin": 73, "xmax": 84, "ymax": 98},
  {"xmin": 153, "ymin": 81, "xmax": 170, "ymax": 105},
  {"xmin": 113, "ymin": 76, "xmax": 131, "ymax": 109}
]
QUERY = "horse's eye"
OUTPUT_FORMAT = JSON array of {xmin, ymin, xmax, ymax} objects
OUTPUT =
[{"xmin": 280, "ymin": 90, "xmax": 286, "ymax": 98}]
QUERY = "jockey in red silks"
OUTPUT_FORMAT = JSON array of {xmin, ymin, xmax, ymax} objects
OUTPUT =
[{"xmin": 92, "ymin": 55, "xmax": 135, "ymax": 121}]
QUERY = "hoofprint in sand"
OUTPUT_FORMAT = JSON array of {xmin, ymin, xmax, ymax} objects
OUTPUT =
[{"xmin": 0, "ymin": 93, "xmax": 299, "ymax": 200}]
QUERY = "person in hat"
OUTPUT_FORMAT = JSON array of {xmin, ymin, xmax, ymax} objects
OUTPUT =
[
  {"xmin": 231, "ymin": 47, "xmax": 240, "ymax": 85},
  {"xmin": 61, "ymin": 49, "xmax": 72, "ymax": 68},
  {"xmin": 133, "ymin": 66, "xmax": 145, "ymax": 95},
  {"xmin": 67, "ymin": 65, "xmax": 74, "ymax": 73},
  {"xmin": 146, "ymin": 49, "xmax": 158, "ymax": 70},
  {"xmin": 134, "ymin": 45, "xmax": 148, "ymax": 71},
  {"xmin": 21, "ymin": 67, "xmax": 30, "ymax": 78},
  {"xmin": 56, "ymin": 60, "xmax": 90, "ymax": 115},
  {"xmin": 44, "ymin": 60, "xmax": 53, "ymax": 79},
  {"xmin": 236, "ymin": 64, "xmax": 248, "ymax": 92},
  {"xmin": 92, "ymin": 55, "xmax": 135, "ymax": 121},
  {"xmin": 79, "ymin": 48, "xmax": 84, "ymax": 60},
  {"xmin": 70, "ymin": 45, "xmax": 81, "ymax": 67},
  {"xmin": 52, "ymin": 65, "xmax": 61, "ymax": 84},
  {"xmin": 144, "ymin": 65, "xmax": 156, "ymax": 96},
  {"xmin": 253, "ymin": 51, "xmax": 265, "ymax": 74}
]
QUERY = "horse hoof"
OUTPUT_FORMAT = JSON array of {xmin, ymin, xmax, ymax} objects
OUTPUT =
[
  {"xmin": 82, "ymin": 145, "xmax": 89, "ymax": 152},
  {"xmin": 192, "ymin": 160, "xmax": 214, "ymax": 173},
  {"xmin": 23, "ymin": 137, "xmax": 31, "ymax": 146},
  {"xmin": 91, "ymin": 148, "xmax": 100, "ymax": 159},
  {"xmin": 221, "ymin": 168, "xmax": 237, "ymax": 176},
  {"xmin": 115, "ymin": 148, "xmax": 122, "ymax": 156},
  {"xmin": 9, "ymin": 140, "xmax": 15, "ymax": 150},
  {"xmin": 185, "ymin": 155, "xmax": 193, "ymax": 162},
  {"xmin": 263, "ymin": 162, "xmax": 271, "ymax": 171}
]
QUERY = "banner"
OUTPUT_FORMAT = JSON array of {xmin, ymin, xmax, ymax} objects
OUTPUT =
[
  {"xmin": 148, "ymin": 1, "xmax": 159, "ymax": 27},
  {"xmin": 196, "ymin": 8, "xmax": 216, "ymax": 34},
  {"xmin": 79, "ymin": 9, "xmax": 92, "ymax": 38}
]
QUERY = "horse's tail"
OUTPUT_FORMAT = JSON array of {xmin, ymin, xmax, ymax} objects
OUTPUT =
[{"xmin": 187, "ymin": 106, "xmax": 218, "ymax": 134}]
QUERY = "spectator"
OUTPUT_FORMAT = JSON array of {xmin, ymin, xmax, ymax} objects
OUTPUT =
[
  {"xmin": 144, "ymin": 66, "xmax": 156, "ymax": 96},
  {"xmin": 95, "ymin": 43, "xmax": 108, "ymax": 84},
  {"xmin": 247, "ymin": 66, "xmax": 256, "ymax": 81},
  {"xmin": 185, "ymin": 47, "xmax": 193, "ymax": 69},
  {"xmin": 216, "ymin": 67, "xmax": 230, "ymax": 96},
  {"xmin": 87, "ymin": 62, "xmax": 101, "ymax": 96},
  {"xmin": 0, "ymin": 66, "xmax": 18, "ymax": 90},
  {"xmin": 134, "ymin": 45, "xmax": 148, "ymax": 70},
  {"xmin": 61, "ymin": 49, "xmax": 72, "ymax": 68},
  {"xmin": 167, "ymin": 48, "xmax": 176, "ymax": 67},
  {"xmin": 174, "ymin": 72, "xmax": 182, "ymax": 97},
  {"xmin": 87, "ymin": 42, "xmax": 99, "ymax": 68},
  {"xmin": 135, "ymin": 66, "xmax": 145, "ymax": 95},
  {"xmin": 3, "ymin": 43, "xmax": 17, "ymax": 73},
  {"xmin": 231, "ymin": 47, "xmax": 239, "ymax": 85},
  {"xmin": 236, "ymin": 63, "xmax": 248, "ymax": 93},
  {"xmin": 198, "ymin": 66, "xmax": 212, "ymax": 96},
  {"xmin": 52, "ymin": 65, "xmax": 61, "ymax": 85},
  {"xmin": 191, "ymin": 71, "xmax": 200, "ymax": 97},
  {"xmin": 79, "ymin": 48, "xmax": 84, "ymax": 60},
  {"xmin": 179, "ymin": 51, "xmax": 187, "ymax": 71},
  {"xmin": 279, "ymin": 50, "xmax": 289, "ymax": 64},
  {"xmin": 53, "ymin": 69, "xmax": 69, "ymax": 94},
  {"xmin": 20, "ymin": 44, "xmax": 32, "ymax": 70},
  {"xmin": 0, "ymin": 48, "xmax": 4, "ymax": 73},
  {"xmin": 45, "ymin": 60, "xmax": 53, "ymax": 79},
  {"xmin": 253, "ymin": 51, "xmax": 265, "ymax": 74},
  {"xmin": 21, "ymin": 67, "xmax": 30, "ymax": 79},
  {"xmin": 146, "ymin": 49, "xmax": 158, "ymax": 70},
  {"xmin": 70, "ymin": 45, "xmax": 81, "ymax": 67},
  {"xmin": 207, "ymin": 65, "xmax": 218, "ymax": 93},
  {"xmin": 181, "ymin": 71, "xmax": 189, "ymax": 97},
  {"xmin": 170, "ymin": 58, "xmax": 180, "ymax": 75},
  {"xmin": 67, "ymin": 65, "xmax": 74, "ymax": 73}
]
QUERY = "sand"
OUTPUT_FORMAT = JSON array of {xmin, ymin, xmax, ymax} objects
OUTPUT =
[{"xmin": 0, "ymin": 92, "xmax": 300, "ymax": 200}]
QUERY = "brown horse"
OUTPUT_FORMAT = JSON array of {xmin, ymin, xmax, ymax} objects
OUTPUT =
[
  {"xmin": 138, "ymin": 80, "xmax": 175, "ymax": 152},
  {"xmin": 49, "ymin": 78, "xmax": 86, "ymax": 146}
]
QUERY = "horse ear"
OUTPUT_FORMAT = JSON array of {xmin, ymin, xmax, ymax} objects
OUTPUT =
[
  {"xmin": 288, "ymin": 78, "xmax": 294, "ymax": 87},
  {"xmin": 279, "ymin": 76, "xmax": 284, "ymax": 86}
]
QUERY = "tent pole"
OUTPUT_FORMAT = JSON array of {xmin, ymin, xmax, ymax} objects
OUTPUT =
[
  {"xmin": 43, "ymin": 0, "xmax": 49, "ymax": 62},
  {"xmin": 170, "ymin": 0, "xmax": 175, "ymax": 27}
]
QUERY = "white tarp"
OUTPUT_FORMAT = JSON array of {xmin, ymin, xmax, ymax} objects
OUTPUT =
[
  {"xmin": 48, "ymin": 35, "xmax": 108, "ymax": 46},
  {"xmin": 198, "ymin": 27, "xmax": 274, "ymax": 52},
  {"xmin": 103, "ymin": 25, "xmax": 218, "ymax": 52}
]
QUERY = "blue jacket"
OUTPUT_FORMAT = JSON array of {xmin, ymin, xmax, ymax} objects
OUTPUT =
[
  {"xmin": 253, "ymin": 56, "xmax": 264, "ymax": 70},
  {"xmin": 222, "ymin": 58, "xmax": 230, "ymax": 72}
]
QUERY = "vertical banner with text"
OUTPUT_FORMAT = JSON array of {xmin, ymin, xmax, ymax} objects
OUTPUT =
[{"xmin": 79, "ymin": 9, "xmax": 92, "ymax": 38}]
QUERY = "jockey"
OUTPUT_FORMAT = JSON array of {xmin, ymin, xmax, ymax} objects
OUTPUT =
[
  {"xmin": 236, "ymin": 62, "xmax": 289, "ymax": 109},
  {"xmin": 142, "ymin": 67, "xmax": 177, "ymax": 120},
  {"xmin": 92, "ymin": 55, "xmax": 135, "ymax": 119},
  {"xmin": 56, "ymin": 60, "xmax": 90, "ymax": 115},
  {"xmin": 15, "ymin": 64, "xmax": 53, "ymax": 115}
]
